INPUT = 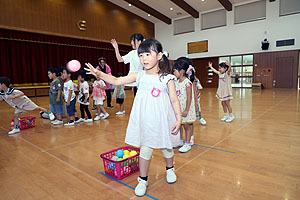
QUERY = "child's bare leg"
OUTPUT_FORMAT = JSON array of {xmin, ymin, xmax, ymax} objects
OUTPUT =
[
  {"xmin": 179, "ymin": 126, "xmax": 183, "ymax": 141},
  {"xmin": 100, "ymin": 106, "xmax": 108, "ymax": 114},
  {"xmin": 183, "ymin": 124, "xmax": 192, "ymax": 143},
  {"xmin": 120, "ymin": 104, "xmax": 124, "ymax": 112},
  {"xmin": 226, "ymin": 100, "xmax": 232, "ymax": 113},
  {"xmin": 56, "ymin": 114, "xmax": 62, "ymax": 120},
  {"xmin": 14, "ymin": 113, "xmax": 20, "ymax": 128},
  {"xmin": 97, "ymin": 105, "xmax": 101, "ymax": 115},
  {"xmin": 221, "ymin": 101, "xmax": 228, "ymax": 113}
]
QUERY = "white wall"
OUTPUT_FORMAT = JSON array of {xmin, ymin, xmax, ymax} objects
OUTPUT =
[{"xmin": 155, "ymin": 0, "xmax": 300, "ymax": 60}]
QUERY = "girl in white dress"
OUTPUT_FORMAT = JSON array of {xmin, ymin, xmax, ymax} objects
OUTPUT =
[
  {"xmin": 208, "ymin": 61, "xmax": 234, "ymax": 122},
  {"xmin": 173, "ymin": 57, "xmax": 196, "ymax": 153},
  {"xmin": 85, "ymin": 39, "xmax": 181, "ymax": 197}
]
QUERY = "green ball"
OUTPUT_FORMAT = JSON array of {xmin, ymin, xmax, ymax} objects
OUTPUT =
[{"xmin": 116, "ymin": 158, "xmax": 123, "ymax": 161}]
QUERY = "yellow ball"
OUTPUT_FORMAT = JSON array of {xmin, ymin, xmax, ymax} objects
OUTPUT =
[
  {"xmin": 129, "ymin": 151, "xmax": 137, "ymax": 157},
  {"xmin": 123, "ymin": 154, "xmax": 129, "ymax": 159},
  {"xmin": 123, "ymin": 150, "xmax": 130, "ymax": 155}
]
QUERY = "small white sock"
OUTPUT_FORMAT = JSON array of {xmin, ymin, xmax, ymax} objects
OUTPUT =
[{"xmin": 224, "ymin": 113, "xmax": 229, "ymax": 117}]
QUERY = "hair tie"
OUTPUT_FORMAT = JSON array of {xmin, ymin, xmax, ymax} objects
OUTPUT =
[
  {"xmin": 162, "ymin": 51, "xmax": 169, "ymax": 58},
  {"xmin": 186, "ymin": 65, "xmax": 195, "ymax": 76}
]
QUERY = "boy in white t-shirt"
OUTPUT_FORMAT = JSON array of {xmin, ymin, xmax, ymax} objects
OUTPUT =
[
  {"xmin": 0, "ymin": 77, "xmax": 55, "ymax": 135},
  {"xmin": 78, "ymin": 70, "xmax": 92, "ymax": 123},
  {"xmin": 62, "ymin": 68, "xmax": 80, "ymax": 126}
]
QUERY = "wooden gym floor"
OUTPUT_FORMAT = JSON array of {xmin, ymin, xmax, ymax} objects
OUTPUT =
[{"xmin": 0, "ymin": 88, "xmax": 299, "ymax": 200}]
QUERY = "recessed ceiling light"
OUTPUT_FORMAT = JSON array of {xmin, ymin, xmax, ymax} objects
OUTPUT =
[
  {"xmin": 201, "ymin": 0, "xmax": 206, "ymax": 2},
  {"xmin": 147, "ymin": 14, "xmax": 151, "ymax": 17},
  {"xmin": 129, "ymin": 4, "xmax": 132, "ymax": 6},
  {"xmin": 170, "ymin": 8, "xmax": 173, "ymax": 11}
]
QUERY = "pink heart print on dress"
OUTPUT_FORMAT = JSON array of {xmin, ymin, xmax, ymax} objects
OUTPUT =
[
  {"xmin": 151, "ymin": 87, "xmax": 161, "ymax": 97},
  {"xmin": 176, "ymin": 90, "xmax": 181, "ymax": 96}
]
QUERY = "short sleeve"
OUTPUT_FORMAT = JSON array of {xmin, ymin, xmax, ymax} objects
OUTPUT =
[
  {"xmin": 105, "ymin": 65, "xmax": 112, "ymax": 75},
  {"xmin": 56, "ymin": 80, "xmax": 62, "ymax": 90},
  {"xmin": 122, "ymin": 50, "xmax": 134, "ymax": 64},
  {"xmin": 83, "ymin": 82, "xmax": 89, "ymax": 93},
  {"xmin": 160, "ymin": 74, "xmax": 177, "ymax": 84},
  {"xmin": 13, "ymin": 89, "xmax": 22, "ymax": 95},
  {"xmin": 69, "ymin": 82, "xmax": 74, "ymax": 91},
  {"xmin": 100, "ymin": 80, "xmax": 105, "ymax": 87},
  {"xmin": 136, "ymin": 70, "xmax": 146, "ymax": 86}
]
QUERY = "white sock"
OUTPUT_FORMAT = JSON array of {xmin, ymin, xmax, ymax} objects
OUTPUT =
[
  {"xmin": 229, "ymin": 113, "xmax": 234, "ymax": 117},
  {"xmin": 224, "ymin": 113, "xmax": 229, "ymax": 117}
]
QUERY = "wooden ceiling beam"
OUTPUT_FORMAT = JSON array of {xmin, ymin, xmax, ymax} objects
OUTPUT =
[
  {"xmin": 217, "ymin": 0, "xmax": 232, "ymax": 11},
  {"xmin": 170, "ymin": 0, "xmax": 199, "ymax": 18},
  {"xmin": 123, "ymin": 0, "xmax": 172, "ymax": 24}
]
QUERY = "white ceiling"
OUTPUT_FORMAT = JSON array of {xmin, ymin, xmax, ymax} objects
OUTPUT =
[{"xmin": 107, "ymin": 0, "xmax": 252, "ymax": 24}]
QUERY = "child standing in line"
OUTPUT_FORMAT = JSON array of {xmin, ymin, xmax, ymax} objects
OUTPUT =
[
  {"xmin": 78, "ymin": 70, "xmax": 93, "ymax": 123},
  {"xmin": 113, "ymin": 73, "xmax": 126, "ymax": 115},
  {"xmin": 0, "ymin": 77, "xmax": 55, "ymax": 135},
  {"xmin": 194, "ymin": 76, "xmax": 207, "ymax": 125},
  {"xmin": 173, "ymin": 57, "xmax": 196, "ymax": 153},
  {"xmin": 48, "ymin": 68, "xmax": 64, "ymax": 125},
  {"xmin": 85, "ymin": 39, "xmax": 181, "ymax": 197},
  {"xmin": 62, "ymin": 68, "xmax": 80, "ymax": 126},
  {"xmin": 92, "ymin": 76, "xmax": 109, "ymax": 120},
  {"xmin": 208, "ymin": 61, "xmax": 234, "ymax": 122}
]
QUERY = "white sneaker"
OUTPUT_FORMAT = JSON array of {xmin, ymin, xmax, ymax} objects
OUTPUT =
[
  {"xmin": 221, "ymin": 114, "xmax": 229, "ymax": 122},
  {"xmin": 190, "ymin": 135, "xmax": 194, "ymax": 145},
  {"xmin": 8, "ymin": 128, "xmax": 20, "ymax": 135},
  {"xmin": 75, "ymin": 118, "xmax": 84, "ymax": 124},
  {"xmin": 48, "ymin": 112, "xmax": 55, "ymax": 120},
  {"xmin": 116, "ymin": 111, "xmax": 125, "ymax": 115},
  {"xmin": 134, "ymin": 177, "xmax": 148, "ymax": 197},
  {"xmin": 102, "ymin": 113, "xmax": 109, "ymax": 119},
  {"xmin": 179, "ymin": 144, "xmax": 192, "ymax": 153},
  {"xmin": 166, "ymin": 168, "xmax": 177, "ymax": 183},
  {"xmin": 100, "ymin": 113, "xmax": 105, "ymax": 117},
  {"xmin": 199, "ymin": 118, "xmax": 207, "ymax": 125},
  {"xmin": 64, "ymin": 121, "xmax": 75, "ymax": 126},
  {"xmin": 225, "ymin": 115, "xmax": 235, "ymax": 123},
  {"xmin": 94, "ymin": 116, "xmax": 101, "ymax": 121},
  {"xmin": 84, "ymin": 118, "xmax": 93, "ymax": 123},
  {"xmin": 52, "ymin": 120, "xmax": 63, "ymax": 125},
  {"xmin": 51, "ymin": 120, "xmax": 58, "ymax": 124}
]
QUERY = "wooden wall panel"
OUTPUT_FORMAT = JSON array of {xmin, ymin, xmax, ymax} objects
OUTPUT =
[
  {"xmin": 0, "ymin": 0, "xmax": 154, "ymax": 44},
  {"xmin": 253, "ymin": 50, "xmax": 299, "ymax": 88}
]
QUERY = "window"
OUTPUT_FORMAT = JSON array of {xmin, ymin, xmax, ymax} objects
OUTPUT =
[
  {"xmin": 174, "ymin": 17, "xmax": 195, "ymax": 35},
  {"xmin": 219, "ymin": 55, "xmax": 254, "ymax": 88},
  {"xmin": 280, "ymin": 0, "xmax": 300, "ymax": 16},
  {"xmin": 234, "ymin": 0, "xmax": 266, "ymax": 24},
  {"xmin": 201, "ymin": 9, "xmax": 226, "ymax": 30}
]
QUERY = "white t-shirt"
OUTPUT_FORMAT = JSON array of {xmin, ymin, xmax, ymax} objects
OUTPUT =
[
  {"xmin": 63, "ymin": 80, "xmax": 76, "ymax": 102},
  {"xmin": 122, "ymin": 49, "xmax": 144, "ymax": 87},
  {"xmin": 78, "ymin": 81, "xmax": 90, "ymax": 105}
]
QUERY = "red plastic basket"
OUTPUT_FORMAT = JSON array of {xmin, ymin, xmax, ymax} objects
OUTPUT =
[
  {"xmin": 100, "ymin": 146, "xmax": 140, "ymax": 180},
  {"xmin": 19, "ymin": 117, "xmax": 36, "ymax": 130}
]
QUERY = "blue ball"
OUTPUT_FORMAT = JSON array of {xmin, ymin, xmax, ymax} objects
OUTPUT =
[{"xmin": 116, "ymin": 150, "xmax": 124, "ymax": 158}]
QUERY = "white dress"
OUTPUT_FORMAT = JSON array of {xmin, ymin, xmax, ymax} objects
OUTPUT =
[{"xmin": 125, "ymin": 71, "xmax": 180, "ymax": 149}]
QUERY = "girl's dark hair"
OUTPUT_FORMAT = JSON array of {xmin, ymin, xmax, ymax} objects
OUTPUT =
[
  {"xmin": 58, "ymin": 66, "xmax": 65, "ymax": 76},
  {"xmin": 0, "ymin": 77, "xmax": 10, "ymax": 87},
  {"xmin": 47, "ymin": 68, "xmax": 59, "ymax": 77},
  {"xmin": 98, "ymin": 57, "xmax": 107, "ymax": 73},
  {"xmin": 137, "ymin": 38, "xmax": 172, "ymax": 77},
  {"xmin": 130, "ymin": 33, "xmax": 144, "ymax": 42},
  {"xmin": 174, "ymin": 57, "xmax": 195, "ymax": 82},
  {"xmin": 78, "ymin": 70, "xmax": 88, "ymax": 81},
  {"xmin": 219, "ymin": 62, "xmax": 229, "ymax": 72}
]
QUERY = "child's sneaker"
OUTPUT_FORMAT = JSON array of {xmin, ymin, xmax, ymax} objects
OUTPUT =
[
  {"xmin": 225, "ymin": 115, "xmax": 235, "ymax": 123},
  {"xmin": 100, "ymin": 113, "xmax": 105, "ymax": 117},
  {"xmin": 134, "ymin": 177, "xmax": 148, "ymax": 197},
  {"xmin": 8, "ymin": 128, "xmax": 20, "ymax": 135},
  {"xmin": 199, "ymin": 118, "xmax": 207, "ymax": 125},
  {"xmin": 116, "ymin": 111, "xmax": 125, "ymax": 115},
  {"xmin": 179, "ymin": 143, "xmax": 191, "ymax": 153},
  {"xmin": 51, "ymin": 120, "xmax": 58, "ymax": 124},
  {"xmin": 221, "ymin": 114, "xmax": 229, "ymax": 122},
  {"xmin": 102, "ymin": 113, "xmax": 110, "ymax": 119},
  {"xmin": 46, "ymin": 110, "xmax": 55, "ymax": 120},
  {"xmin": 53, "ymin": 120, "xmax": 63, "ymax": 125},
  {"xmin": 64, "ymin": 121, "xmax": 75, "ymax": 126},
  {"xmin": 166, "ymin": 168, "xmax": 177, "ymax": 183},
  {"xmin": 84, "ymin": 119, "xmax": 93, "ymax": 123},
  {"xmin": 75, "ymin": 118, "xmax": 84, "ymax": 124},
  {"xmin": 107, "ymin": 106, "xmax": 114, "ymax": 109},
  {"xmin": 190, "ymin": 135, "xmax": 194, "ymax": 145},
  {"xmin": 94, "ymin": 116, "xmax": 101, "ymax": 121}
]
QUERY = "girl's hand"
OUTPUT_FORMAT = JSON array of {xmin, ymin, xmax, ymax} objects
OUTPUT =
[
  {"xmin": 182, "ymin": 110, "xmax": 188, "ymax": 117},
  {"xmin": 111, "ymin": 39, "xmax": 118, "ymax": 49},
  {"xmin": 85, "ymin": 63, "xmax": 100, "ymax": 78},
  {"xmin": 56, "ymin": 97, "xmax": 60, "ymax": 102},
  {"xmin": 84, "ymin": 100, "xmax": 87, "ymax": 103},
  {"xmin": 171, "ymin": 120, "xmax": 181, "ymax": 135},
  {"xmin": 208, "ymin": 61, "xmax": 213, "ymax": 68},
  {"xmin": 225, "ymin": 61, "xmax": 231, "ymax": 66},
  {"xmin": 66, "ymin": 101, "xmax": 70, "ymax": 106}
]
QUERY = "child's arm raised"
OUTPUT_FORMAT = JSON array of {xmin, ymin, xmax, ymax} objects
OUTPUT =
[
  {"xmin": 226, "ymin": 61, "xmax": 232, "ymax": 75},
  {"xmin": 208, "ymin": 62, "xmax": 219, "ymax": 74},
  {"xmin": 85, "ymin": 63, "xmax": 137, "ymax": 86},
  {"xmin": 111, "ymin": 39, "xmax": 124, "ymax": 63},
  {"xmin": 167, "ymin": 80, "xmax": 182, "ymax": 134},
  {"xmin": 182, "ymin": 83, "xmax": 192, "ymax": 117}
]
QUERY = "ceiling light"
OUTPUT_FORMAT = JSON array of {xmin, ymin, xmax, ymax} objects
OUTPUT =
[
  {"xmin": 129, "ymin": 4, "xmax": 132, "ymax": 6},
  {"xmin": 170, "ymin": 8, "xmax": 173, "ymax": 11},
  {"xmin": 147, "ymin": 14, "xmax": 151, "ymax": 17}
]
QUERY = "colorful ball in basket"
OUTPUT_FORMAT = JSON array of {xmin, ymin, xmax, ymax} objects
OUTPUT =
[
  {"xmin": 111, "ymin": 156, "xmax": 118, "ymax": 161},
  {"xmin": 123, "ymin": 154, "xmax": 129, "ymax": 160},
  {"xmin": 129, "ymin": 150, "xmax": 137, "ymax": 157},
  {"xmin": 66, "ymin": 60, "xmax": 81, "ymax": 72},
  {"xmin": 116, "ymin": 158, "xmax": 123, "ymax": 161},
  {"xmin": 123, "ymin": 150, "xmax": 130, "ymax": 155},
  {"xmin": 116, "ymin": 150, "xmax": 124, "ymax": 158}
]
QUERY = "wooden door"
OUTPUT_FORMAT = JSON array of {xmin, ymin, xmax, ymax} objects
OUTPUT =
[
  {"xmin": 275, "ymin": 57, "xmax": 294, "ymax": 88},
  {"xmin": 255, "ymin": 68, "xmax": 273, "ymax": 88}
]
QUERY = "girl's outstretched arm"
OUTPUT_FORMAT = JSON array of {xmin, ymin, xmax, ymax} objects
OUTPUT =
[
  {"xmin": 111, "ymin": 39, "xmax": 124, "ymax": 63},
  {"xmin": 167, "ymin": 80, "xmax": 182, "ymax": 134},
  {"xmin": 208, "ymin": 62, "xmax": 219, "ymax": 74},
  {"xmin": 85, "ymin": 63, "xmax": 137, "ymax": 86},
  {"xmin": 226, "ymin": 61, "xmax": 232, "ymax": 75}
]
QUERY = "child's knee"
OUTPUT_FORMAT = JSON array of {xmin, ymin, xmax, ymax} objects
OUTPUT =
[
  {"xmin": 161, "ymin": 149, "xmax": 174, "ymax": 159},
  {"xmin": 140, "ymin": 146, "xmax": 153, "ymax": 160}
]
